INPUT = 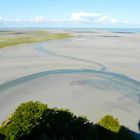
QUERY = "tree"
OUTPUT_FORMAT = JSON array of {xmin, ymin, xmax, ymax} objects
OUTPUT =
[
  {"xmin": 98, "ymin": 115, "xmax": 121, "ymax": 133},
  {"xmin": 0, "ymin": 101, "xmax": 47, "ymax": 140},
  {"xmin": 138, "ymin": 121, "xmax": 140, "ymax": 133},
  {"xmin": 0, "ymin": 101, "xmax": 137, "ymax": 140}
]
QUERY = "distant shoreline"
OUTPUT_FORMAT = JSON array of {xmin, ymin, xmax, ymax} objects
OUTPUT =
[{"xmin": 0, "ymin": 27, "xmax": 140, "ymax": 33}]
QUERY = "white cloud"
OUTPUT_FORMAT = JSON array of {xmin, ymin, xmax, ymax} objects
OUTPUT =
[
  {"xmin": 50, "ymin": 18, "xmax": 67, "ymax": 23},
  {"xmin": 30, "ymin": 16, "xmax": 46, "ymax": 23},
  {"xmin": 122, "ymin": 20, "xmax": 129, "ymax": 24},
  {"xmin": 0, "ymin": 17, "xmax": 9, "ymax": 22},
  {"xmin": 97, "ymin": 16, "xmax": 119, "ymax": 24},
  {"xmin": 0, "ymin": 12, "xmax": 137, "ymax": 26},
  {"xmin": 70, "ymin": 12, "xmax": 101, "ymax": 22},
  {"xmin": 97, "ymin": 16, "xmax": 109, "ymax": 23},
  {"xmin": 110, "ymin": 18, "xmax": 119, "ymax": 24},
  {"xmin": 69, "ymin": 12, "xmax": 121, "ymax": 25},
  {"xmin": 0, "ymin": 16, "xmax": 48, "ymax": 23}
]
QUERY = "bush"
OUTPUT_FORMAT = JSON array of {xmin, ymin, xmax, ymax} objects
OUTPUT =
[
  {"xmin": 98, "ymin": 115, "xmax": 121, "ymax": 133},
  {"xmin": 0, "ymin": 101, "xmax": 137, "ymax": 140},
  {"xmin": 0, "ymin": 101, "xmax": 47, "ymax": 140},
  {"xmin": 41, "ymin": 108, "xmax": 95, "ymax": 139}
]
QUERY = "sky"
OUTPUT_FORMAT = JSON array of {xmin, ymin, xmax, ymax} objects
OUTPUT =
[{"xmin": 0, "ymin": 0, "xmax": 140, "ymax": 28}]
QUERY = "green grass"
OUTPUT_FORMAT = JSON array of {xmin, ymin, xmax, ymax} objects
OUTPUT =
[{"xmin": 0, "ymin": 31, "xmax": 72, "ymax": 48}]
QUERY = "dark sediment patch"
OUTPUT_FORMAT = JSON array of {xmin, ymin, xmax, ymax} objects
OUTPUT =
[
  {"xmin": 98, "ymin": 35, "xmax": 120, "ymax": 38},
  {"xmin": 113, "ymin": 32, "xmax": 134, "ymax": 34},
  {"xmin": 12, "ymin": 32, "xmax": 25, "ymax": 35},
  {"xmin": 0, "ymin": 30, "xmax": 11, "ymax": 32}
]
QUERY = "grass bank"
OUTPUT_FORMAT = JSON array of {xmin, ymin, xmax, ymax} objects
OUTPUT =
[{"xmin": 0, "ymin": 30, "xmax": 72, "ymax": 48}]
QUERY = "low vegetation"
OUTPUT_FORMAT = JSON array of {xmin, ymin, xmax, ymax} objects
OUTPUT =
[
  {"xmin": 0, "ymin": 101, "xmax": 137, "ymax": 140},
  {"xmin": 0, "ymin": 31, "xmax": 72, "ymax": 48}
]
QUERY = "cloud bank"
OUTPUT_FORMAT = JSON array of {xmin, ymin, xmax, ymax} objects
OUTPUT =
[
  {"xmin": 0, "ymin": 12, "xmax": 139, "ymax": 26},
  {"xmin": 70, "ymin": 12, "xmax": 101, "ymax": 22}
]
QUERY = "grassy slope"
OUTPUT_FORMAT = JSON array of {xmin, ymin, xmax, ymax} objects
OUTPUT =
[{"xmin": 0, "ymin": 31, "xmax": 72, "ymax": 48}]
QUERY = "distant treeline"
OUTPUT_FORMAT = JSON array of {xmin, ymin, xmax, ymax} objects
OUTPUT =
[{"xmin": 0, "ymin": 101, "xmax": 139, "ymax": 140}]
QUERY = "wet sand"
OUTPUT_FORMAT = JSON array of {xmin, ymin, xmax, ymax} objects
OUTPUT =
[{"xmin": 0, "ymin": 30, "xmax": 140, "ymax": 132}]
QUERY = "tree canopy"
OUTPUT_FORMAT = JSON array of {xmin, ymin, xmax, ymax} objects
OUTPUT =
[
  {"xmin": 98, "ymin": 115, "xmax": 121, "ymax": 133},
  {"xmin": 0, "ymin": 101, "xmax": 137, "ymax": 140}
]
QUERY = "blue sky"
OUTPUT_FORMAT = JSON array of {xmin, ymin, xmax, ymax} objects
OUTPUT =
[{"xmin": 0, "ymin": 0, "xmax": 140, "ymax": 28}]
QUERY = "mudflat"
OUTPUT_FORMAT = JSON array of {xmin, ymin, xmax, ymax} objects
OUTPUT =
[{"xmin": 0, "ymin": 29, "xmax": 140, "ymax": 132}]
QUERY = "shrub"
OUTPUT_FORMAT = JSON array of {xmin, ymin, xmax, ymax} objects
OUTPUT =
[
  {"xmin": 98, "ymin": 115, "xmax": 121, "ymax": 133},
  {"xmin": 0, "ymin": 101, "xmax": 47, "ymax": 140},
  {"xmin": 0, "ymin": 102, "xmax": 137, "ymax": 140}
]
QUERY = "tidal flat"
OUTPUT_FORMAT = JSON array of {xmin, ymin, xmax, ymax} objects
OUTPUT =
[{"xmin": 0, "ymin": 29, "xmax": 140, "ymax": 132}]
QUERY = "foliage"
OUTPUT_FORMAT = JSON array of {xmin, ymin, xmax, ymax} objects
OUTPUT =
[
  {"xmin": 98, "ymin": 115, "xmax": 121, "ymax": 133},
  {"xmin": 0, "ymin": 101, "xmax": 137, "ymax": 140},
  {"xmin": 41, "ymin": 108, "xmax": 95, "ymax": 140},
  {"xmin": 117, "ymin": 126, "xmax": 136, "ymax": 140},
  {"xmin": 0, "ymin": 101, "xmax": 47, "ymax": 140},
  {"xmin": 138, "ymin": 120, "xmax": 140, "ymax": 132}
]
